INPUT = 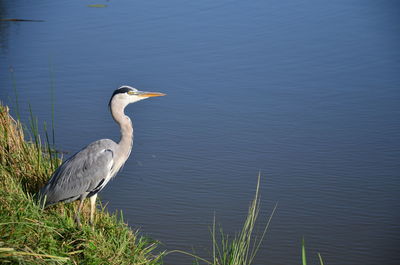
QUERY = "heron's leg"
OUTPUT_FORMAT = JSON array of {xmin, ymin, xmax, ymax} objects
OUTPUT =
[
  {"xmin": 74, "ymin": 198, "xmax": 85, "ymax": 228},
  {"xmin": 89, "ymin": 194, "xmax": 98, "ymax": 226}
]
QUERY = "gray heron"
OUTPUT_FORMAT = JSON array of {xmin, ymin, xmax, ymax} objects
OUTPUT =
[{"xmin": 38, "ymin": 85, "xmax": 165, "ymax": 226}]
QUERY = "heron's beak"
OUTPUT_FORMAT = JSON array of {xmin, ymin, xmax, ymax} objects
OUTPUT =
[{"xmin": 139, "ymin": 92, "xmax": 166, "ymax": 98}]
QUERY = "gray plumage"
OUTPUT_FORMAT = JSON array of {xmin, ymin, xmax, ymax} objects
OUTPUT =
[
  {"xmin": 39, "ymin": 139, "xmax": 117, "ymax": 206},
  {"xmin": 38, "ymin": 85, "xmax": 165, "ymax": 226}
]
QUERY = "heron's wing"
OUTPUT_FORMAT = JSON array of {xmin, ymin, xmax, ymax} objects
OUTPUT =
[{"xmin": 39, "ymin": 139, "xmax": 118, "ymax": 206}]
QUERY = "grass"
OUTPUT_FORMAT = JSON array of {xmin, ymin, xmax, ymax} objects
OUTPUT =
[
  {"xmin": 166, "ymin": 174, "xmax": 277, "ymax": 265},
  {"xmin": 0, "ymin": 103, "xmax": 164, "ymax": 264},
  {"xmin": 208, "ymin": 174, "xmax": 277, "ymax": 265},
  {"xmin": 302, "ymin": 238, "xmax": 325, "ymax": 265}
]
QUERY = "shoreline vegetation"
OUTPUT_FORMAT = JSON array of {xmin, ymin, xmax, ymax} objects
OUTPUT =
[
  {"xmin": 0, "ymin": 103, "xmax": 163, "ymax": 264},
  {"xmin": 1, "ymin": 102, "xmax": 320, "ymax": 264}
]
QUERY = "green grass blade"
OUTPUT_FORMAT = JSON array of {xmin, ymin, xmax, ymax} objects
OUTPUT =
[
  {"xmin": 302, "ymin": 238, "xmax": 307, "ymax": 265},
  {"xmin": 318, "ymin": 252, "xmax": 324, "ymax": 265},
  {"xmin": 43, "ymin": 121, "xmax": 54, "ymax": 171}
]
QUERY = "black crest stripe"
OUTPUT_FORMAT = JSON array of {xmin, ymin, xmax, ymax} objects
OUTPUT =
[
  {"xmin": 109, "ymin": 86, "xmax": 133, "ymax": 106},
  {"xmin": 111, "ymin": 86, "xmax": 133, "ymax": 98}
]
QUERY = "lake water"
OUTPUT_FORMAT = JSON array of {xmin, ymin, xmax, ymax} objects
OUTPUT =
[{"xmin": 1, "ymin": 1, "xmax": 399, "ymax": 264}]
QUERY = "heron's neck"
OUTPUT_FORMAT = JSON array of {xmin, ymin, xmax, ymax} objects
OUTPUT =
[{"xmin": 110, "ymin": 103, "xmax": 133, "ymax": 158}]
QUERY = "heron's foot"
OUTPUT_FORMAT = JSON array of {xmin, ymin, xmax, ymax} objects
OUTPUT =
[
  {"xmin": 89, "ymin": 217, "xmax": 95, "ymax": 227},
  {"xmin": 74, "ymin": 214, "xmax": 82, "ymax": 228}
]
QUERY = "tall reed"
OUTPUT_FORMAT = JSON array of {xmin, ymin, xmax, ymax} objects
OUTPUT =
[
  {"xmin": 167, "ymin": 173, "xmax": 277, "ymax": 265},
  {"xmin": 210, "ymin": 173, "xmax": 277, "ymax": 265},
  {"xmin": 302, "ymin": 238, "xmax": 325, "ymax": 265}
]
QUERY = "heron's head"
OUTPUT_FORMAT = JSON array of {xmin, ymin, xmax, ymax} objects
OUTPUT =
[{"xmin": 109, "ymin": 85, "xmax": 165, "ymax": 108}]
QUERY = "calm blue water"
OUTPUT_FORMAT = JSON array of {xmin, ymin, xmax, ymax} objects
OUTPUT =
[{"xmin": 1, "ymin": 1, "xmax": 399, "ymax": 264}]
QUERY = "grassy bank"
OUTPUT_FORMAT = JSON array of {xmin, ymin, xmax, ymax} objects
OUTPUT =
[{"xmin": 0, "ymin": 103, "xmax": 163, "ymax": 264}]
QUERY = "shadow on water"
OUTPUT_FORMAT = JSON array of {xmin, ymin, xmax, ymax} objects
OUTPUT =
[
  {"xmin": 0, "ymin": 18, "xmax": 45, "ymax": 22},
  {"xmin": 0, "ymin": 1, "xmax": 45, "ymax": 54},
  {"xmin": 0, "ymin": 1, "xmax": 10, "ymax": 53}
]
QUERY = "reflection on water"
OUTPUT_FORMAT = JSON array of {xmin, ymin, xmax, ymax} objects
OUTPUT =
[{"xmin": 0, "ymin": 1, "xmax": 399, "ymax": 264}]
